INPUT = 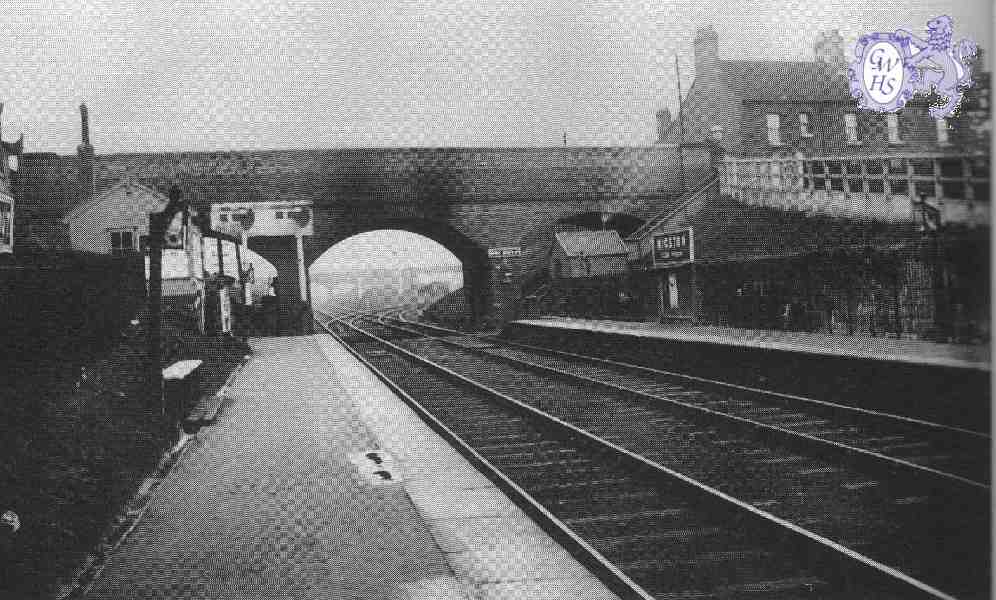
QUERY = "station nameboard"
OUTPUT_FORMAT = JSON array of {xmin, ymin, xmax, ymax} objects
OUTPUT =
[
  {"xmin": 0, "ymin": 193, "xmax": 12, "ymax": 254},
  {"xmin": 652, "ymin": 227, "xmax": 693, "ymax": 268},
  {"xmin": 211, "ymin": 201, "xmax": 313, "ymax": 238},
  {"xmin": 487, "ymin": 246, "xmax": 522, "ymax": 259}
]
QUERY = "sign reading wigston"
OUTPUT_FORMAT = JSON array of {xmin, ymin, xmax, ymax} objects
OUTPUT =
[{"xmin": 652, "ymin": 228, "xmax": 694, "ymax": 268}]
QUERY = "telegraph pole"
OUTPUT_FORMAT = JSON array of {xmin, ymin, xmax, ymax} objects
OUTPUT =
[{"xmin": 675, "ymin": 54, "xmax": 687, "ymax": 193}]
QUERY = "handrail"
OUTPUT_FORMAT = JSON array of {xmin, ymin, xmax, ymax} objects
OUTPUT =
[
  {"xmin": 723, "ymin": 152, "xmax": 990, "ymax": 163},
  {"xmin": 626, "ymin": 176, "xmax": 718, "ymax": 242}
]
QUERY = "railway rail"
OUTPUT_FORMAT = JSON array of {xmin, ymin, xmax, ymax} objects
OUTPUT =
[{"xmin": 314, "ymin": 307, "xmax": 989, "ymax": 599}]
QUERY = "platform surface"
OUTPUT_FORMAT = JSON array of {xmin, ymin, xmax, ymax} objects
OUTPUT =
[
  {"xmin": 514, "ymin": 317, "xmax": 990, "ymax": 371},
  {"xmin": 87, "ymin": 335, "xmax": 617, "ymax": 600}
]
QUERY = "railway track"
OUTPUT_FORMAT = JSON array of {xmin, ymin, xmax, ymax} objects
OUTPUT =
[
  {"xmin": 316, "ymin": 308, "xmax": 990, "ymax": 599},
  {"xmin": 395, "ymin": 312, "xmax": 990, "ymax": 483}
]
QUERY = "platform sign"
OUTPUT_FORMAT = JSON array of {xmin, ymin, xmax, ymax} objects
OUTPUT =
[
  {"xmin": 211, "ymin": 201, "xmax": 313, "ymax": 238},
  {"xmin": 0, "ymin": 193, "xmax": 11, "ymax": 254},
  {"xmin": 488, "ymin": 246, "xmax": 522, "ymax": 259},
  {"xmin": 652, "ymin": 227, "xmax": 693, "ymax": 268}
]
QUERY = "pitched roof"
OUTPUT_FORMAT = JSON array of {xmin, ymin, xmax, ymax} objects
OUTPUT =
[
  {"xmin": 554, "ymin": 230, "xmax": 629, "ymax": 258},
  {"xmin": 686, "ymin": 192, "xmax": 919, "ymax": 264},
  {"xmin": 720, "ymin": 60, "xmax": 851, "ymax": 103},
  {"xmin": 61, "ymin": 179, "xmax": 167, "ymax": 224}
]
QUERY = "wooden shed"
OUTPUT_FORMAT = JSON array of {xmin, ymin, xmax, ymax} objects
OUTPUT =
[{"xmin": 549, "ymin": 230, "xmax": 630, "ymax": 280}]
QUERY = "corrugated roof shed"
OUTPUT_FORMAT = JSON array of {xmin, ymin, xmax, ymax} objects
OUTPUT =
[{"xmin": 554, "ymin": 230, "xmax": 629, "ymax": 258}]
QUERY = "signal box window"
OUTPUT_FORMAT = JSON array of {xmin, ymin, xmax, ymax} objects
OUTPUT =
[{"xmin": 110, "ymin": 229, "xmax": 136, "ymax": 255}]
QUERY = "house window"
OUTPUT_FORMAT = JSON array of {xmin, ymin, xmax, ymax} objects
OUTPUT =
[
  {"xmin": 887, "ymin": 114, "xmax": 901, "ymax": 143},
  {"xmin": 275, "ymin": 211, "xmax": 284, "ymax": 219},
  {"xmin": 799, "ymin": 113, "xmax": 812, "ymax": 137},
  {"xmin": 110, "ymin": 229, "xmax": 136, "ymax": 255},
  {"xmin": 935, "ymin": 118, "xmax": 950, "ymax": 144},
  {"xmin": 709, "ymin": 124, "xmax": 725, "ymax": 141},
  {"xmin": 766, "ymin": 114, "xmax": 781, "ymax": 145},
  {"xmin": 844, "ymin": 113, "xmax": 859, "ymax": 144}
]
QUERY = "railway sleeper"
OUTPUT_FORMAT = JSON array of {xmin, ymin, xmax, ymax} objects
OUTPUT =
[
  {"xmin": 615, "ymin": 550, "xmax": 806, "ymax": 596},
  {"xmin": 562, "ymin": 508, "xmax": 696, "ymax": 538}
]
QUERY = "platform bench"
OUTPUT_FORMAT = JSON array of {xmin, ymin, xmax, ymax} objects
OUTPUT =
[{"xmin": 162, "ymin": 359, "xmax": 203, "ymax": 426}]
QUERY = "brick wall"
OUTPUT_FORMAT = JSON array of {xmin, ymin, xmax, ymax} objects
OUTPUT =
[{"xmin": 18, "ymin": 146, "xmax": 695, "ymax": 326}]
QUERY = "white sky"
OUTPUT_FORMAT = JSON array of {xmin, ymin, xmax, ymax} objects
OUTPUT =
[
  {"xmin": 310, "ymin": 230, "xmax": 462, "ymax": 275},
  {"xmin": 0, "ymin": 0, "xmax": 991, "ymax": 153}
]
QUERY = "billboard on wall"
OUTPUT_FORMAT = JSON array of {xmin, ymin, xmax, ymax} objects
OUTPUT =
[
  {"xmin": 0, "ymin": 193, "xmax": 11, "ymax": 254},
  {"xmin": 652, "ymin": 227, "xmax": 694, "ymax": 269},
  {"xmin": 210, "ymin": 201, "xmax": 313, "ymax": 238}
]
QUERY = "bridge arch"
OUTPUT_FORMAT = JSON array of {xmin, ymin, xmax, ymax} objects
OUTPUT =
[
  {"xmin": 247, "ymin": 218, "xmax": 490, "ymax": 333},
  {"xmin": 311, "ymin": 218, "xmax": 490, "ymax": 326}
]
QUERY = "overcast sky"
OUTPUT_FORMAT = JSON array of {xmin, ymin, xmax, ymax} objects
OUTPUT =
[
  {"xmin": 1, "ymin": 0, "xmax": 991, "ymax": 154},
  {"xmin": 310, "ymin": 230, "xmax": 462, "ymax": 274}
]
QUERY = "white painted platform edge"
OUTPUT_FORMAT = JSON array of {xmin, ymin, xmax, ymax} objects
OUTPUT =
[{"xmin": 516, "ymin": 318, "xmax": 990, "ymax": 371}]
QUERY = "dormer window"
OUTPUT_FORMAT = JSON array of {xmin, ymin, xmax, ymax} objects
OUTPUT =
[
  {"xmin": 799, "ymin": 113, "xmax": 812, "ymax": 137},
  {"xmin": 887, "ymin": 114, "xmax": 901, "ymax": 143},
  {"xmin": 766, "ymin": 114, "xmax": 782, "ymax": 145}
]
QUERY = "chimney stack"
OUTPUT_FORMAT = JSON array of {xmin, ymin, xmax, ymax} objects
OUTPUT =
[
  {"xmin": 77, "ymin": 103, "xmax": 95, "ymax": 202},
  {"xmin": 693, "ymin": 25, "xmax": 719, "ymax": 78},
  {"xmin": 814, "ymin": 30, "xmax": 845, "ymax": 64}
]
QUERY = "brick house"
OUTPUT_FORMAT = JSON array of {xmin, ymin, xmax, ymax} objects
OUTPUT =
[
  {"xmin": 637, "ymin": 26, "xmax": 990, "ymax": 341},
  {"xmin": 0, "ymin": 108, "xmax": 22, "ymax": 256}
]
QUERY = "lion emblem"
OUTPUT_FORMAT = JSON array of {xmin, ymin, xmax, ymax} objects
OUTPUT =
[
  {"xmin": 849, "ymin": 15, "xmax": 977, "ymax": 118},
  {"xmin": 896, "ymin": 15, "xmax": 977, "ymax": 118}
]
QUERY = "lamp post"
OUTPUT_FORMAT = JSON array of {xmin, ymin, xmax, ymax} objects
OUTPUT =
[
  {"xmin": 148, "ymin": 185, "xmax": 187, "ymax": 405},
  {"xmin": 914, "ymin": 191, "xmax": 949, "ymax": 340}
]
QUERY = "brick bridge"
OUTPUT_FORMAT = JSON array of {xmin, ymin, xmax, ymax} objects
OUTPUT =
[{"xmin": 18, "ymin": 146, "xmax": 712, "ymax": 329}]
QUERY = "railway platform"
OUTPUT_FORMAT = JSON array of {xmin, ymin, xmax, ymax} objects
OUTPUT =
[
  {"xmin": 84, "ymin": 335, "xmax": 617, "ymax": 600},
  {"xmin": 512, "ymin": 317, "xmax": 990, "ymax": 371},
  {"xmin": 502, "ymin": 317, "xmax": 990, "ymax": 431}
]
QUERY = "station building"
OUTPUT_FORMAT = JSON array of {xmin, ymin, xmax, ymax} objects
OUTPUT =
[{"xmin": 630, "ymin": 26, "xmax": 991, "ymax": 341}]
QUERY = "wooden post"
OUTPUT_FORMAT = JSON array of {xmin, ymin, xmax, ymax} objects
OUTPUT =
[
  {"xmin": 690, "ymin": 263, "xmax": 698, "ymax": 326},
  {"xmin": 216, "ymin": 236, "xmax": 225, "ymax": 277},
  {"xmin": 148, "ymin": 211, "xmax": 165, "ymax": 408},
  {"xmin": 657, "ymin": 272, "xmax": 665, "ymax": 323},
  {"xmin": 240, "ymin": 230, "xmax": 250, "ymax": 304},
  {"xmin": 234, "ymin": 239, "xmax": 244, "ymax": 300}
]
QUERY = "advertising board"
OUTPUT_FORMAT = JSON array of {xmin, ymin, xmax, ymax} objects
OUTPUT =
[{"xmin": 211, "ymin": 201, "xmax": 313, "ymax": 238}]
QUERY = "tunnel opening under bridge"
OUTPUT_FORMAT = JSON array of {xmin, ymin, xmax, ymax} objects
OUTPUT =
[{"xmin": 308, "ymin": 225, "xmax": 487, "ymax": 330}]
